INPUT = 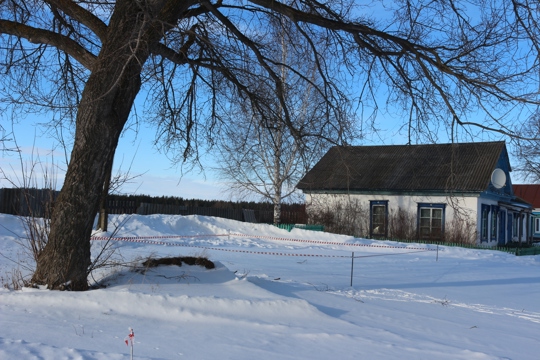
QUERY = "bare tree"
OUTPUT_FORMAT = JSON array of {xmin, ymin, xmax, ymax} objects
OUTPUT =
[
  {"xmin": 514, "ymin": 114, "xmax": 540, "ymax": 182},
  {"xmin": 0, "ymin": 1, "xmax": 539, "ymax": 290},
  {"xmin": 0, "ymin": 120, "xmax": 17, "ymax": 153},
  {"xmin": 214, "ymin": 103, "xmax": 336, "ymax": 224},
  {"xmin": 213, "ymin": 14, "xmax": 349, "ymax": 224}
]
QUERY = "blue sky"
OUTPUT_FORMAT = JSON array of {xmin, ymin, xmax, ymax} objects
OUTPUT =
[
  {"xmin": 0, "ymin": 116, "xmax": 225, "ymax": 200},
  {"xmin": 0, "ymin": 1, "xmax": 532, "ymax": 201},
  {"xmin": 1, "ymin": 106, "xmax": 518, "ymax": 202}
]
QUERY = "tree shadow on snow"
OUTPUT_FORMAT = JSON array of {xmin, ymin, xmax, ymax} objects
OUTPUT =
[{"xmin": 247, "ymin": 276, "xmax": 349, "ymax": 318}]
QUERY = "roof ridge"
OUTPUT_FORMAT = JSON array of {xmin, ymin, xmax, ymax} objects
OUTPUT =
[{"xmin": 335, "ymin": 141, "xmax": 505, "ymax": 148}]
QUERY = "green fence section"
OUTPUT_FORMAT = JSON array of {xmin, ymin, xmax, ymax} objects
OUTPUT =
[
  {"xmin": 294, "ymin": 224, "xmax": 325, "ymax": 231},
  {"xmin": 375, "ymin": 238, "xmax": 539, "ymax": 256},
  {"xmin": 271, "ymin": 225, "xmax": 538, "ymax": 256},
  {"xmin": 274, "ymin": 224, "xmax": 325, "ymax": 232},
  {"xmin": 380, "ymin": 237, "xmax": 540, "ymax": 256},
  {"xmin": 515, "ymin": 246, "xmax": 540, "ymax": 256}
]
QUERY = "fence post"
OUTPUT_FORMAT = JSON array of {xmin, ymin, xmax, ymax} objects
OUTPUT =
[{"xmin": 350, "ymin": 252, "xmax": 355, "ymax": 287}]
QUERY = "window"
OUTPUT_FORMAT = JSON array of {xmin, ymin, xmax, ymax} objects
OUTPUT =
[
  {"xmin": 535, "ymin": 217, "xmax": 540, "ymax": 234},
  {"xmin": 370, "ymin": 200, "xmax": 388, "ymax": 238},
  {"xmin": 513, "ymin": 213, "xmax": 519, "ymax": 238},
  {"xmin": 481, "ymin": 204, "xmax": 490, "ymax": 242},
  {"xmin": 417, "ymin": 203, "xmax": 445, "ymax": 240}
]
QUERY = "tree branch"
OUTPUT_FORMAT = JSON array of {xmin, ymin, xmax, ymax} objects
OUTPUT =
[
  {"xmin": 249, "ymin": 0, "xmax": 538, "ymax": 107},
  {"xmin": 0, "ymin": 19, "xmax": 96, "ymax": 70},
  {"xmin": 43, "ymin": 0, "xmax": 108, "ymax": 41}
]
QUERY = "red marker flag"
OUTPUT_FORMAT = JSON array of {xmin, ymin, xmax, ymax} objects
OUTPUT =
[{"xmin": 125, "ymin": 328, "xmax": 134, "ymax": 346}]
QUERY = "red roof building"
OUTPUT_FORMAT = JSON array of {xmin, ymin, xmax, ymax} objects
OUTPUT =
[{"xmin": 513, "ymin": 185, "xmax": 540, "ymax": 209}]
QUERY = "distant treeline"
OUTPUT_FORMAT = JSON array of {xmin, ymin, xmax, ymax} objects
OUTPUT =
[
  {"xmin": 0, "ymin": 188, "xmax": 307, "ymax": 224},
  {"xmin": 107, "ymin": 193, "xmax": 305, "ymax": 210}
]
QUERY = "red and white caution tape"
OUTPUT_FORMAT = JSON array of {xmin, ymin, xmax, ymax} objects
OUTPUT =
[
  {"xmin": 228, "ymin": 233, "xmax": 438, "ymax": 251},
  {"xmin": 91, "ymin": 233, "xmax": 435, "ymax": 258},
  {"xmin": 92, "ymin": 233, "xmax": 437, "ymax": 251}
]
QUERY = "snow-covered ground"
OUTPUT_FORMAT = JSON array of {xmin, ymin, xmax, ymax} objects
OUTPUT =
[{"xmin": 1, "ymin": 213, "xmax": 539, "ymax": 359}]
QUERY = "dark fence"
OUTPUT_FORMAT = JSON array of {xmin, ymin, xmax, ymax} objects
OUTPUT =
[
  {"xmin": 135, "ymin": 203, "xmax": 307, "ymax": 224},
  {"xmin": 137, "ymin": 203, "xmax": 244, "ymax": 220},
  {"xmin": 108, "ymin": 200, "xmax": 137, "ymax": 214},
  {"xmin": 0, "ymin": 188, "xmax": 308, "ymax": 224},
  {"xmin": 0, "ymin": 188, "xmax": 59, "ymax": 218}
]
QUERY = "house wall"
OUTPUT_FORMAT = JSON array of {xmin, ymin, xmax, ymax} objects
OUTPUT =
[
  {"xmin": 478, "ymin": 197, "xmax": 530, "ymax": 245},
  {"xmin": 306, "ymin": 192, "xmax": 477, "ymax": 222},
  {"xmin": 305, "ymin": 192, "xmax": 528, "ymax": 245},
  {"xmin": 305, "ymin": 192, "xmax": 481, "ymax": 243}
]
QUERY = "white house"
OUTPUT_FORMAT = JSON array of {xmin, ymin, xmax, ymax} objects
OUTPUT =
[{"xmin": 297, "ymin": 142, "xmax": 532, "ymax": 245}]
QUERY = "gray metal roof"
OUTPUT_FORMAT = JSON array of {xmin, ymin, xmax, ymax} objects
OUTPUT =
[{"xmin": 297, "ymin": 141, "xmax": 506, "ymax": 193}]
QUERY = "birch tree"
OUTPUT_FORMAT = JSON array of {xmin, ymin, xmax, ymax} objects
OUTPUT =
[{"xmin": 213, "ymin": 15, "xmax": 348, "ymax": 224}]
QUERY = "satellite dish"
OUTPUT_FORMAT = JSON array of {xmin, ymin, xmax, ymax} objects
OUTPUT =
[{"xmin": 491, "ymin": 168, "xmax": 506, "ymax": 189}]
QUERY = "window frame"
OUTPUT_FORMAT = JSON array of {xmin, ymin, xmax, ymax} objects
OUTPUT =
[
  {"xmin": 417, "ymin": 203, "xmax": 446, "ymax": 241},
  {"xmin": 370, "ymin": 200, "xmax": 388, "ymax": 238}
]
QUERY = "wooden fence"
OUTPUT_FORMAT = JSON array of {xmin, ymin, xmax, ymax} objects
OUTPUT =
[
  {"xmin": 137, "ymin": 203, "xmax": 245, "ymax": 220},
  {"xmin": 135, "ymin": 203, "xmax": 307, "ymax": 224},
  {"xmin": 0, "ymin": 188, "xmax": 307, "ymax": 224},
  {"xmin": 107, "ymin": 200, "xmax": 137, "ymax": 214},
  {"xmin": 0, "ymin": 188, "xmax": 59, "ymax": 218}
]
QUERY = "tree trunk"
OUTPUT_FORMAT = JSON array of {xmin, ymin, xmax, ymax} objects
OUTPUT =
[
  {"xmin": 31, "ymin": 2, "xmax": 152, "ymax": 290},
  {"xmin": 273, "ymin": 136, "xmax": 282, "ymax": 225},
  {"xmin": 273, "ymin": 200, "xmax": 282, "ymax": 225},
  {"xmin": 97, "ymin": 159, "xmax": 113, "ymax": 232}
]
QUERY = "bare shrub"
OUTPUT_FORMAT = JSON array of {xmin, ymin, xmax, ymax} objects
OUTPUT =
[
  {"xmin": 18, "ymin": 189, "xmax": 54, "ymax": 262},
  {"xmin": 388, "ymin": 207, "xmax": 417, "ymax": 241},
  {"xmin": 308, "ymin": 199, "xmax": 369, "ymax": 238},
  {"xmin": 444, "ymin": 216, "xmax": 477, "ymax": 245},
  {"xmin": 1, "ymin": 145, "xmax": 57, "ymax": 279},
  {"xmin": 1, "ymin": 268, "xmax": 29, "ymax": 290},
  {"xmin": 87, "ymin": 215, "xmax": 138, "ymax": 287},
  {"xmin": 2, "ymin": 190, "xmax": 54, "ymax": 290}
]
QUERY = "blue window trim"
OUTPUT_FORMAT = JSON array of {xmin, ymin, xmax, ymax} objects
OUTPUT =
[
  {"xmin": 417, "ymin": 203, "xmax": 446, "ymax": 240},
  {"xmin": 512, "ymin": 212, "xmax": 520, "ymax": 239},
  {"xmin": 518, "ymin": 213, "xmax": 524, "ymax": 239},
  {"xmin": 480, "ymin": 204, "xmax": 490, "ymax": 243},
  {"xmin": 370, "ymin": 200, "xmax": 388, "ymax": 238},
  {"xmin": 490, "ymin": 205, "xmax": 499, "ymax": 241}
]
